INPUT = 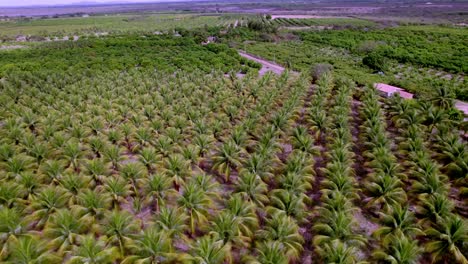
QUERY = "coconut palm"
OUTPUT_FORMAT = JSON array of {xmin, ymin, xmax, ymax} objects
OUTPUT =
[
  {"xmin": 120, "ymin": 162, "xmax": 146, "ymax": 196},
  {"xmin": 0, "ymin": 208, "xmax": 27, "ymax": 257},
  {"xmin": 177, "ymin": 182, "xmax": 212, "ymax": 235},
  {"xmin": 2, "ymin": 236, "xmax": 60, "ymax": 264},
  {"xmin": 103, "ymin": 145, "xmax": 123, "ymax": 171},
  {"xmin": 101, "ymin": 176, "xmax": 132, "ymax": 210},
  {"xmin": 61, "ymin": 141, "xmax": 84, "ymax": 171},
  {"xmin": 316, "ymin": 240, "xmax": 363, "ymax": 264},
  {"xmin": 85, "ymin": 158, "xmax": 109, "ymax": 186},
  {"xmin": 416, "ymin": 193, "xmax": 454, "ymax": 227},
  {"xmin": 365, "ymin": 174, "xmax": 407, "ymax": 212},
  {"xmin": 154, "ymin": 206, "xmax": 188, "ymax": 241},
  {"xmin": 372, "ymin": 235, "xmax": 422, "ymax": 264},
  {"xmin": 257, "ymin": 211, "xmax": 304, "ymax": 259},
  {"xmin": 141, "ymin": 172, "xmax": 174, "ymax": 213},
  {"xmin": 26, "ymin": 186, "xmax": 70, "ymax": 228},
  {"xmin": 72, "ymin": 189, "xmax": 111, "ymax": 221},
  {"xmin": 103, "ymin": 211, "xmax": 140, "ymax": 256},
  {"xmin": 425, "ymin": 215, "xmax": 467, "ymax": 263},
  {"xmin": 68, "ymin": 235, "xmax": 119, "ymax": 264},
  {"xmin": 246, "ymin": 241, "xmax": 289, "ymax": 264},
  {"xmin": 191, "ymin": 236, "xmax": 231, "ymax": 264},
  {"xmin": 43, "ymin": 209, "xmax": 89, "ymax": 254},
  {"xmin": 431, "ymin": 86, "xmax": 454, "ymax": 110},
  {"xmin": 267, "ymin": 189, "xmax": 308, "ymax": 221},
  {"xmin": 210, "ymin": 210, "xmax": 250, "ymax": 249},
  {"xmin": 164, "ymin": 154, "xmax": 190, "ymax": 192},
  {"xmin": 226, "ymin": 194, "xmax": 258, "ymax": 239},
  {"xmin": 314, "ymin": 210, "xmax": 366, "ymax": 248},
  {"xmin": 0, "ymin": 182, "xmax": 24, "ymax": 209},
  {"xmin": 212, "ymin": 140, "xmax": 243, "ymax": 183},
  {"xmin": 373, "ymin": 205, "xmax": 422, "ymax": 245},
  {"xmin": 122, "ymin": 228, "xmax": 180, "ymax": 264},
  {"xmin": 235, "ymin": 172, "xmax": 269, "ymax": 207}
]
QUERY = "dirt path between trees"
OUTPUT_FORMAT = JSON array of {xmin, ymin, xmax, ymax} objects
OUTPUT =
[{"xmin": 238, "ymin": 51, "xmax": 287, "ymax": 75}]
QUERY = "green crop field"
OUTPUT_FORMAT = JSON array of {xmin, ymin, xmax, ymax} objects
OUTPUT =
[{"xmin": 0, "ymin": 14, "xmax": 242, "ymax": 37}]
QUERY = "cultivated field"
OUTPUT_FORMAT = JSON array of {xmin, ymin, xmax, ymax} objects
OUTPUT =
[{"xmin": 0, "ymin": 1, "xmax": 467, "ymax": 263}]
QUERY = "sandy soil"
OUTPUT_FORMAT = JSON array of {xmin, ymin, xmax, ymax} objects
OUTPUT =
[
  {"xmin": 238, "ymin": 51, "xmax": 285, "ymax": 75},
  {"xmin": 455, "ymin": 100, "xmax": 468, "ymax": 117}
]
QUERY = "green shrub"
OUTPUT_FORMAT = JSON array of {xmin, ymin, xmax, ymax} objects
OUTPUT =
[{"xmin": 362, "ymin": 52, "xmax": 389, "ymax": 72}]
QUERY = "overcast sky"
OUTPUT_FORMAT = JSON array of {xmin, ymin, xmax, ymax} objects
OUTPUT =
[{"xmin": 0, "ymin": 0, "xmax": 178, "ymax": 7}]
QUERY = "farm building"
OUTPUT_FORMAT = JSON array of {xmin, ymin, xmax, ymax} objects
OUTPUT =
[{"xmin": 374, "ymin": 83, "xmax": 414, "ymax": 99}]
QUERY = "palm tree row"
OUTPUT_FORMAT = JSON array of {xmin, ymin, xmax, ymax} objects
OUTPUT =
[
  {"xmin": 358, "ymin": 86, "xmax": 426, "ymax": 263},
  {"xmin": 385, "ymin": 94, "xmax": 468, "ymax": 263},
  {"xmin": 311, "ymin": 74, "xmax": 367, "ymax": 263}
]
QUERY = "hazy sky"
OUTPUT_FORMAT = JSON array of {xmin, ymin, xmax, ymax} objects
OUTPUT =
[{"xmin": 0, "ymin": 0, "xmax": 176, "ymax": 7}]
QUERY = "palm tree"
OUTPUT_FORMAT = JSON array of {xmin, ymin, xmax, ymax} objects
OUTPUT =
[
  {"xmin": 0, "ymin": 182, "xmax": 23, "ymax": 209},
  {"xmin": 164, "ymin": 154, "xmax": 190, "ymax": 192},
  {"xmin": 139, "ymin": 147, "xmax": 158, "ymax": 173},
  {"xmin": 267, "ymin": 189, "xmax": 308, "ymax": 222},
  {"xmin": 314, "ymin": 210, "xmax": 365, "ymax": 248},
  {"xmin": 210, "ymin": 210, "xmax": 249, "ymax": 249},
  {"xmin": 425, "ymin": 215, "xmax": 467, "ymax": 263},
  {"xmin": 4, "ymin": 155, "xmax": 33, "ymax": 179},
  {"xmin": 141, "ymin": 172, "xmax": 174, "ymax": 213},
  {"xmin": 416, "ymin": 193, "xmax": 454, "ymax": 227},
  {"xmin": 61, "ymin": 141, "xmax": 84, "ymax": 171},
  {"xmin": 246, "ymin": 241, "xmax": 288, "ymax": 264},
  {"xmin": 154, "ymin": 206, "xmax": 188, "ymax": 241},
  {"xmin": 0, "ymin": 208, "xmax": 26, "ymax": 257},
  {"xmin": 120, "ymin": 162, "xmax": 146, "ymax": 196},
  {"xmin": 85, "ymin": 158, "xmax": 109, "ymax": 186},
  {"xmin": 103, "ymin": 211, "xmax": 140, "ymax": 256},
  {"xmin": 316, "ymin": 240, "xmax": 363, "ymax": 264},
  {"xmin": 226, "ymin": 194, "xmax": 258, "ymax": 239},
  {"xmin": 365, "ymin": 173, "xmax": 407, "ymax": 212},
  {"xmin": 122, "ymin": 228, "xmax": 182, "ymax": 264},
  {"xmin": 191, "ymin": 236, "xmax": 231, "ymax": 264},
  {"xmin": 177, "ymin": 182, "xmax": 212, "ymax": 235},
  {"xmin": 2, "ymin": 236, "xmax": 61, "ymax": 264},
  {"xmin": 235, "ymin": 172, "xmax": 269, "ymax": 207},
  {"xmin": 68, "ymin": 235, "xmax": 119, "ymax": 264},
  {"xmin": 373, "ymin": 205, "xmax": 422, "ymax": 246},
  {"xmin": 43, "ymin": 209, "xmax": 89, "ymax": 254},
  {"xmin": 372, "ymin": 235, "xmax": 422, "ymax": 264},
  {"xmin": 242, "ymin": 153, "xmax": 273, "ymax": 181},
  {"xmin": 101, "ymin": 176, "xmax": 132, "ymax": 210},
  {"xmin": 72, "ymin": 189, "xmax": 111, "ymax": 221},
  {"xmin": 103, "ymin": 145, "xmax": 123, "ymax": 171},
  {"xmin": 257, "ymin": 211, "xmax": 304, "ymax": 259},
  {"xmin": 431, "ymin": 86, "xmax": 454, "ymax": 110},
  {"xmin": 40, "ymin": 160, "xmax": 65, "ymax": 184},
  {"xmin": 212, "ymin": 140, "xmax": 243, "ymax": 183},
  {"xmin": 26, "ymin": 186, "xmax": 70, "ymax": 228}
]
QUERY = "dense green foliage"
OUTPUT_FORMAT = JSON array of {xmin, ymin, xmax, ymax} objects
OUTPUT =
[
  {"xmin": 0, "ymin": 35, "xmax": 258, "ymax": 76},
  {"xmin": 299, "ymin": 26, "xmax": 468, "ymax": 73},
  {"xmin": 224, "ymin": 25, "xmax": 467, "ymax": 100}
]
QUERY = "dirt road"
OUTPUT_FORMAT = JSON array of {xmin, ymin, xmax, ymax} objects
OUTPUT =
[
  {"xmin": 238, "ymin": 51, "xmax": 286, "ymax": 75},
  {"xmin": 455, "ymin": 100, "xmax": 468, "ymax": 119}
]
